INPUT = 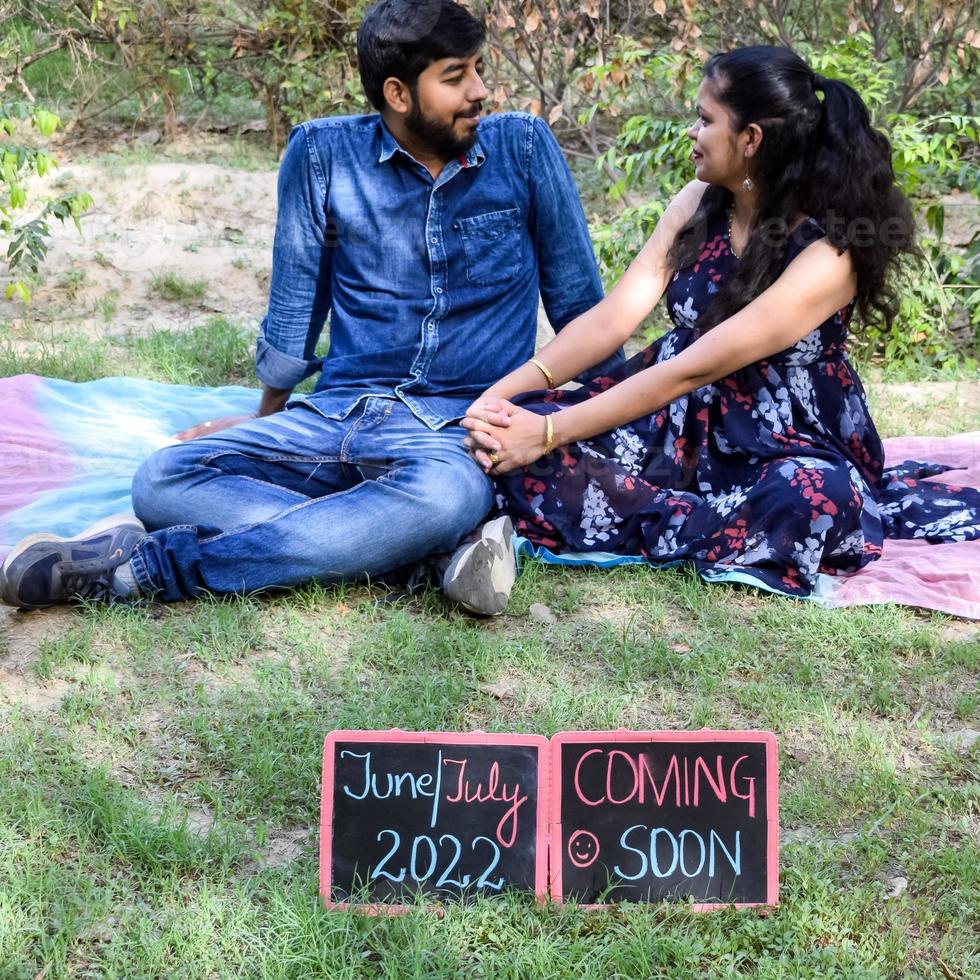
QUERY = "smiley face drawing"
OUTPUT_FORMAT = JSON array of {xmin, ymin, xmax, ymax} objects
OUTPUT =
[{"xmin": 567, "ymin": 829, "xmax": 600, "ymax": 869}]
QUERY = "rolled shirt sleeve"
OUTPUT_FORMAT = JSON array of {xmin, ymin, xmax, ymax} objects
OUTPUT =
[
  {"xmin": 255, "ymin": 123, "xmax": 332, "ymax": 389},
  {"xmin": 527, "ymin": 115, "xmax": 624, "ymax": 380}
]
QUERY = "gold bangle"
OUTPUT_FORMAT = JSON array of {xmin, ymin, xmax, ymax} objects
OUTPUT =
[
  {"xmin": 529, "ymin": 356, "xmax": 554, "ymax": 388},
  {"xmin": 543, "ymin": 414, "xmax": 554, "ymax": 455}
]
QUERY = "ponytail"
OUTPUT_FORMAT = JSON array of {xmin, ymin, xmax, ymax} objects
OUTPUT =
[
  {"xmin": 805, "ymin": 74, "xmax": 915, "ymax": 329},
  {"xmin": 669, "ymin": 47, "xmax": 916, "ymax": 334}
]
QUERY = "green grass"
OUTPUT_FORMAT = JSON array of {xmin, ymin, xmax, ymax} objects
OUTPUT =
[
  {"xmin": 2, "ymin": 252, "xmax": 978, "ymax": 976},
  {"xmin": 0, "ymin": 315, "xmax": 259, "ymax": 387},
  {"xmin": 0, "ymin": 314, "xmax": 330, "ymax": 392},
  {"xmin": 147, "ymin": 271, "xmax": 209, "ymax": 305},
  {"xmin": 0, "ymin": 326, "xmax": 111, "ymax": 381},
  {"xmin": 125, "ymin": 317, "xmax": 256, "ymax": 386},
  {"xmin": 2, "ymin": 573, "xmax": 977, "ymax": 977}
]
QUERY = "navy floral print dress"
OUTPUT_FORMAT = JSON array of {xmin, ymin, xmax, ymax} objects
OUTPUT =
[{"xmin": 492, "ymin": 214, "xmax": 980, "ymax": 596}]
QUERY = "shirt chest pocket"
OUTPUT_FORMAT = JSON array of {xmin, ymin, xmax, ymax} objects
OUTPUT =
[{"xmin": 456, "ymin": 208, "xmax": 523, "ymax": 287}]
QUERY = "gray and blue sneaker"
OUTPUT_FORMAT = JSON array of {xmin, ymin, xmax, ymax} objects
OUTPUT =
[
  {"xmin": 0, "ymin": 515, "xmax": 148, "ymax": 610},
  {"xmin": 442, "ymin": 515, "xmax": 517, "ymax": 616}
]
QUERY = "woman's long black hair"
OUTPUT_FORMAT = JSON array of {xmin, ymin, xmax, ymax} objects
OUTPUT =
[{"xmin": 670, "ymin": 46, "xmax": 916, "ymax": 332}]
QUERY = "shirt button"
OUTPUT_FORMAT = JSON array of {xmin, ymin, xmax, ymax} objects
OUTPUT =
[
  {"xmin": 435, "ymin": 287, "xmax": 444, "ymax": 294},
  {"xmin": 430, "ymin": 236, "xmax": 438, "ymax": 243}
]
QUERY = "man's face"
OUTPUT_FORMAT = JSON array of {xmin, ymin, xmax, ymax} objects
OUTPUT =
[{"xmin": 404, "ymin": 50, "xmax": 488, "ymax": 159}]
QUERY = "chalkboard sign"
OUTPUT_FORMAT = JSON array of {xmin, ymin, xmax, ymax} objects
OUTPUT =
[
  {"xmin": 320, "ymin": 731, "xmax": 549, "ymax": 909},
  {"xmin": 551, "ymin": 731, "xmax": 778, "ymax": 908}
]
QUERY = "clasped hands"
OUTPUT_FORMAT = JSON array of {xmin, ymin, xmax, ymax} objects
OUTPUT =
[{"xmin": 461, "ymin": 398, "xmax": 549, "ymax": 474}]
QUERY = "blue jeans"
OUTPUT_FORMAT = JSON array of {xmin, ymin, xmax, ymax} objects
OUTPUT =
[{"xmin": 128, "ymin": 398, "xmax": 493, "ymax": 601}]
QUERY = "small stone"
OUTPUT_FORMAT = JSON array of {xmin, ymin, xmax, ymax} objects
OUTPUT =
[
  {"xmin": 671, "ymin": 642, "xmax": 691, "ymax": 654},
  {"xmin": 184, "ymin": 807, "xmax": 215, "ymax": 836},
  {"xmin": 940, "ymin": 622, "xmax": 979, "ymax": 644},
  {"xmin": 528, "ymin": 603, "xmax": 557, "ymax": 625},
  {"xmin": 789, "ymin": 746, "xmax": 813, "ymax": 765},
  {"xmin": 781, "ymin": 826, "xmax": 817, "ymax": 846},
  {"xmin": 479, "ymin": 678, "xmax": 518, "ymax": 700},
  {"xmin": 885, "ymin": 875, "xmax": 908, "ymax": 900},
  {"xmin": 135, "ymin": 128, "xmax": 161, "ymax": 146},
  {"xmin": 946, "ymin": 729, "xmax": 979, "ymax": 752}
]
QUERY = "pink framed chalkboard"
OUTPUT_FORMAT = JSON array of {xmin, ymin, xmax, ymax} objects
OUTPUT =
[
  {"xmin": 320, "ymin": 730, "xmax": 550, "ymax": 911},
  {"xmin": 550, "ymin": 730, "xmax": 779, "ymax": 909}
]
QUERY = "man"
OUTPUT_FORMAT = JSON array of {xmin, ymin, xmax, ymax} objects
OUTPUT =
[{"xmin": 1, "ymin": 0, "xmax": 617, "ymax": 614}]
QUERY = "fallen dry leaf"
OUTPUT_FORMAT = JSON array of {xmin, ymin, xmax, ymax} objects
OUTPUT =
[
  {"xmin": 885, "ymin": 875, "xmax": 908, "ymax": 900},
  {"xmin": 479, "ymin": 679, "xmax": 519, "ymax": 700}
]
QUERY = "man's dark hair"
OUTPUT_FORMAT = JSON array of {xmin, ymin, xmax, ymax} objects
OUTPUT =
[{"xmin": 357, "ymin": 0, "xmax": 486, "ymax": 111}]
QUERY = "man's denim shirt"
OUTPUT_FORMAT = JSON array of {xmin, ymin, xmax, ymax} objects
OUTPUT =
[{"xmin": 255, "ymin": 111, "xmax": 620, "ymax": 429}]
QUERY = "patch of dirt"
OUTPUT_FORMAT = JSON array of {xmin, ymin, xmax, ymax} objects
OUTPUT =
[
  {"xmin": 183, "ymin": 804, "xmax": 217, "ymax": 836},
  {"xmin": 568, "ymin": 603, "xmax": 638, "ymax": 628},
  {"xmin": 879, "ymin": 382, "xmax": 976, "ymax": 407},
  {"xmin": 940, "ymin": 621, "xmax": 980, "ymax": 644},
  {"xmin": 0, "ymin": 606, "xmax": 85, "ymax": 713},
  {"xmin": 939, "ymin": 192, "xmax": 980, "ymax": 248},
  {"xmin": 172, "ymin": 645, "xmax": 293, "ymax": 696},
  {"xmin": 781, "ymin": 826, "xmax": 859, "ymax": 847},
  {"xmin": 0, "ymin": 668, "xmax": 72, "ymax": 712},
  {"xmin": 0, "ymin": 605, "xmax": 79, "ymax": 669},
  {"xmin": 252, "ymin": 827, "xmax": 312, "ymax": 869},
  {"xmin": 478, "ymin": 672, "xmax": 524, "ymax": 702},
  {"xmin": 14, "ymin": 158, "xmax": 278, "ymax": 339},
  {"xmin": 943, "ymin": 728, "xmax": 979, "ymax": 752}
]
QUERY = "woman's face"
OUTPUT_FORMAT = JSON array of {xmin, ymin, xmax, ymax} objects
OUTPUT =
[{"xmin": 687, "ymin": 79, "xmax": 743, "ymax": 187}]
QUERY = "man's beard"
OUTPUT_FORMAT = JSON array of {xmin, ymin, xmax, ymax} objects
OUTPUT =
[{"xmin": 404, "ymin": 97, "xmax": 480, "ymax": 160}]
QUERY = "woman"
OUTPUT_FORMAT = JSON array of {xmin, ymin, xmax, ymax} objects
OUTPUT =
[{"xmin": 446, "ymin": 45, "xmax": 979, "ymax": 615}]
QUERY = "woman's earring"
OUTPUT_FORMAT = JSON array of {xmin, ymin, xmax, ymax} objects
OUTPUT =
[{"xmin": 742, "ymin": 174, "xmax": 755, "ymax": 192}]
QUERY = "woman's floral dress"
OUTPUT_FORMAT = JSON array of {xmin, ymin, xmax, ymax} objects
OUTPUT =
[{"xmin": 492, "ymin": 215, "xmax": 980, "ymax": 596}]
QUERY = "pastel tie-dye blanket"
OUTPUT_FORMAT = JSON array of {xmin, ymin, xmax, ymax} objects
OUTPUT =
[
  {"xmin": 2, "ymin": 374, "xmax": 977, "ymax": 618},
  {"xmin": 0, "ymin": 374, "xmax": 258, "ymax": 556}
]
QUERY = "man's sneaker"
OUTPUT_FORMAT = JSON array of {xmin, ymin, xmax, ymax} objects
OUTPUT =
[
  {"xmin": 442, "ymin": 515, "xmax": 517, "ymax": 616},
  {"xmin": 0, "ymin": 515, "xmax": 148, "ymax": 610}
]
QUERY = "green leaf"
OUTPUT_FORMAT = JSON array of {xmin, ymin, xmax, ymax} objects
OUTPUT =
[
  {"xmin": 34, "ymin": 151, "xmax": 53, "ymax": 177},
  {"xmin": 32, "ymin": 108, "xmax": 60, "ymax": 139},
  {"xmin": 5, "ymin": 280, "xmax": 30, "ymax": 303}
]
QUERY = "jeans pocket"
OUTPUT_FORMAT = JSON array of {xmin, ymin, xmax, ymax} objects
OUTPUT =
[{"xmin": 457, "ymin": 207, "xmax": 523, "ymax": 286}]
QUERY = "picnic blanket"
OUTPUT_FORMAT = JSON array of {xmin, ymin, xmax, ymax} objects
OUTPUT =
[{"xmin": 1, "ymin": 374, "xmax": 977, "ymax": 618}]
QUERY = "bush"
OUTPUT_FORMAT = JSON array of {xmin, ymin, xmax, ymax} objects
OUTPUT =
[
  {"xmin": 1, "ymin": 0, "xmax": 366, "ymax": 149},
  {"xmin": 0, "ymin": 102, "xmax": 91, "ymax": 303}
]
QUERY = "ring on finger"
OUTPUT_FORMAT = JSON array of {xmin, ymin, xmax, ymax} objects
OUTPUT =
[{"xmin": 488, "ymin": 451, "xmax": 500, "ymax": 465}]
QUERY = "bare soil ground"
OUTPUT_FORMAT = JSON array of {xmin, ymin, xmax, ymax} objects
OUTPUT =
[{"xmin": 19, "ymin": 155, "xmax": 276, "ymax": 340}]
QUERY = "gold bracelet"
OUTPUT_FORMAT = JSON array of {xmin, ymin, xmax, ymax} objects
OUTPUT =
[
  {"xmin": 529, "ymin": 357, "xmax": 554, "ymax": 388},
  {"xmin": 543, "ymin": 414, "xmax": 554, "ymax": 455}
]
